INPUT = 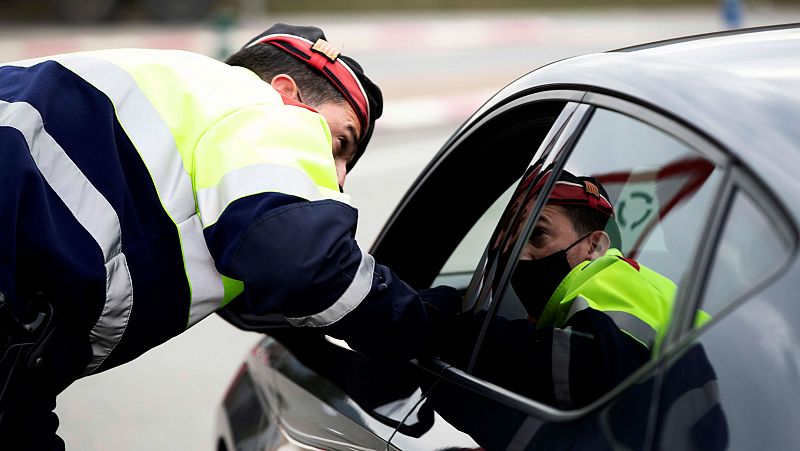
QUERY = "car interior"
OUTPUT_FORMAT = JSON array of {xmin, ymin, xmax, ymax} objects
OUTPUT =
[{"xmin": 373, "ymin": 100, "xmax": 569, "ymax": 291}]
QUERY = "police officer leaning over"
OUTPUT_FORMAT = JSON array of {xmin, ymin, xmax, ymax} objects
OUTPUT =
[{"xmin": 0, "ymin": 23, "xmax": 460, "ymax": 449}]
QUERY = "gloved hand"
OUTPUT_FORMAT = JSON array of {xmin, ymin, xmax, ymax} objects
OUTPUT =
[{"xmin": 418, "ymin": 285, "xmax": 463, "ymax": 357}]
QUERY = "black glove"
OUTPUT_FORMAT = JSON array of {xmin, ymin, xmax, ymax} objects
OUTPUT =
[{"xmin": 418, "ymin": 285, "xmax": 462, "ymax": 357}]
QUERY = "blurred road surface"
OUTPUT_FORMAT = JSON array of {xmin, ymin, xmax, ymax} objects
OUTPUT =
[{"xmin": 1, "ymin": 5, "xmax": 797, "ymax": 450}]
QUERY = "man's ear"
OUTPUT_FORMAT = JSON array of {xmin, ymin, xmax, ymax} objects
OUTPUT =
[
  {"xmin": 270, "ymin": 74, "xmax": 300, "ymax": 100},
  {"xmin": 588, "ymin": 230, "xmax": 611, "ymax": 260}
]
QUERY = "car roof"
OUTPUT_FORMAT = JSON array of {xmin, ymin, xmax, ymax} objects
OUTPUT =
[
  {"xmin": 617, "ymin": 24, "xmax": 800, "ymax": 100},
  {"xmin": 469, "ymin": 24, "xmax": 800, "ymax": 219}
]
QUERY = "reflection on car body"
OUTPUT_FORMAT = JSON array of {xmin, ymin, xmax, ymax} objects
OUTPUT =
[{"xmin": 216, "ymin": 24, "xmax": 800, "ymax": 451}]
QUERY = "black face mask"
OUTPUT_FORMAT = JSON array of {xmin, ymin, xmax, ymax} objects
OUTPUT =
[{"xmin": 510, "ymin": 234, "xmax": 589, "ymax": 319}]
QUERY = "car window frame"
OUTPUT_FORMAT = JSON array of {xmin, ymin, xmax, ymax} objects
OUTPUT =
[
  {"xmin": 664, "ymin": 163, "xmax": 799, "ymax": 350},
  {"xmin": 460, "ymin": 100, "xmax": 587, "ymax": 316},
  {"xmin": 371, "ymin": 90, "xmax": 583, "ymax": 290},
  {"xmin": 419, "ymin": 89, "xmax": 737, "ymax": 422},
  {"xmin": 578, "ymin": 92, "xmax": 730, "ymax": 359},
  {"xmin": 464, "ymin": 102, "xmax": 594, "ymax": 371}
]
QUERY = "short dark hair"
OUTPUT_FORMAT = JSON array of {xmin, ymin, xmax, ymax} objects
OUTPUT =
[
  {"xmin": 560, "ymin": 204, "xmax": 623, "ymax": 249},
  {"xmin": 560, "ymin": 205, "xmax": 606, "ymax": 236},
  {"xmin": 225, "ymin": 44, "xmax": 345, "ymax": 108}
]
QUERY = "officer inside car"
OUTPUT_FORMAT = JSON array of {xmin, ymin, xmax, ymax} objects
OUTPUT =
[
  {"xmin": 440, "ymin": 165, "xmax": 677, "ymax": 409},
  {"xmin": 422, "ymin": 164, "xmax": 728, "ymax": 451}
]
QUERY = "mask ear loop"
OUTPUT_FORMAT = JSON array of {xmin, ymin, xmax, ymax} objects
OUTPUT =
[{"xmin": 562, "ymin": 232, "xmax": 593, "ymax": 254}]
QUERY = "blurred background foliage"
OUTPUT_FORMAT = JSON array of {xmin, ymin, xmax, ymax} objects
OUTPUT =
[{"xmin": 2, "ymin": 0, "xmax": 798, "ymax": 24}]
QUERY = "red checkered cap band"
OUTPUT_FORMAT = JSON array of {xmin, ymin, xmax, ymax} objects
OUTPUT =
[
  {"xmin": 531, "ymin": 173, "xmax": 615, "ymax": 217},
  {"xmin": 246, "ymin": 33, "xmax": 371, "ymax": 133}
]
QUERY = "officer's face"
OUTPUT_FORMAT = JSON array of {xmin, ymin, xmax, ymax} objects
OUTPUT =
[
  {"xmin": 316, "ymin": 101, "xmax": 362, "ymax": 188},
  {"xmin": 519, "ymin": 204, "xmax": 587, "ymax": 268}
]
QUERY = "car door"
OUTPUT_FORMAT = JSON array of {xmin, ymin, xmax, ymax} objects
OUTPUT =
[
  {"xmin": 220, "ymin": 313, "xmax": 413, "ymax": 451},
  {"xmin": 219, "ymin": 330, "xmax": 410, "ymax": 451},
  {"xmin": 381, "ymin": 90, "xmax": 733, "ymax": 450},
  {"xmin": 650, "ymin": 165, "xmax": 799, "ymax": 450}
]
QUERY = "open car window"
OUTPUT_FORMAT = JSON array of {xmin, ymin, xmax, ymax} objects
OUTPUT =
[
  {"xmin": 421, "ymin": 99, "xmax": 579, "ymax": 294},
  {"xmin": 438, "ymin": 182, "xmax": 515, "ymax": 276},
  {"xmin": 372, "ymin": 98, "xmax": 574, "ymax": 291},
  {"xmin": 451, "ymin": 105, "xmax": 726, "ymax": 410}
]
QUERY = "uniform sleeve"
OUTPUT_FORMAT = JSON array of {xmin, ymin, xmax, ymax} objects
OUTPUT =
[
  {"xmin": 197, "ymin": 103, "xmax": 437, "ymax": 360},
  {"xmin": 469, "ymin": 307, "xmax": 650, "ymax": 409},
  {"xmin": 206, "ymin": 194, "xmax": 436, "ymax": 360}
]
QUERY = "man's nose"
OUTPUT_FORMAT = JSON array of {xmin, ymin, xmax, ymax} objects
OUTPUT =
[{"xmin": 335, "ymin": 158, "xmax": 347, "ymax": 188}]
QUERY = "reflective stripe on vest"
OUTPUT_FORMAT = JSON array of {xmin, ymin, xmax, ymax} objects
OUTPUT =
[
  {"xmin": 196, "ymin": 163, "xmax": 335, "ymax": 227},
  {"xmin": 552, "ymin": 326, "xmax": 574, "ymax": 408},
  {"xmin": 285, "ymin": 252, "xmax": 375, "ymax": 327},
  {"xmin": 0, "ymin": 99, "xmax": 133, "ymax": 376},
  {"xmin": 565, "ymin": 296, "xmax": 657, "ymax": 348}
]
